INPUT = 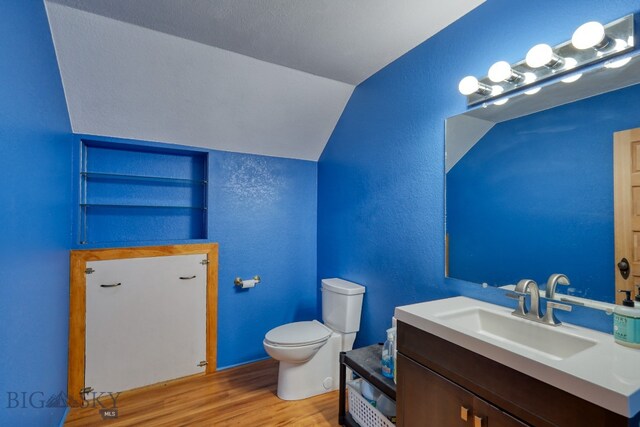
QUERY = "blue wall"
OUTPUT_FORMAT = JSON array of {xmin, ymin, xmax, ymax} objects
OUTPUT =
[
  {"xmin": 3, "ymin": 1, "xmax": 639, "ymax": 425},
  {"xmin": 0, "ymin": 1, "xmax": 73, "ymax": 425},
  {"xmin": 318, "ymin": 0, "xmax": 640, "ymax": 347},
  {"xmin": 448, "ymin": 83, "xmax": 640, "ymax": 303},
  {"xmin": 71, "ymin": 135, "xmax": 318, "ymax": 370},
  {"xmin": 210, "ymin": 151, "xmax": 317, "ymax": 367},
  {"xmin": 76, "ymin": 139, "xmax": 208, "ymax": 244}
]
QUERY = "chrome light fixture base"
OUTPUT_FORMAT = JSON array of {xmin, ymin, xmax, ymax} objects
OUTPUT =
[{"xmin": 463, "ymin": 14, "xmax": 634, "ymax": 106}]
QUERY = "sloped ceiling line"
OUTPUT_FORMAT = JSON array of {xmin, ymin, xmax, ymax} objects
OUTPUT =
[{"xmin": 45, "ymin": 0, "xmax": 484, "ymax": 161}]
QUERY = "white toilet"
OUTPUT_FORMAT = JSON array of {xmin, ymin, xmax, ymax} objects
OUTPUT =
[{"xmin": 263, "ymin": 278, "xmax": 365, "ymax": 400}]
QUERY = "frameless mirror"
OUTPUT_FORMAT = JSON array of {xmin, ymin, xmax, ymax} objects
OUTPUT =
[{"xmin": 445, "ymin": 51, "xmax": 640, "ymax": 308}]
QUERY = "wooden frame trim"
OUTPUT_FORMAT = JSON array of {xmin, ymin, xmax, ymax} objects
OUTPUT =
[
  {"xmin": 614, "ymin": 130, "xmax": 630, "ymax": 305},
  {"xmin": 68, "ymin": 243, "xmax": 218, "ymax": 401},
  {"xmin": 614, "ymin": 129, "xmax": 640, "ymax": 304}
]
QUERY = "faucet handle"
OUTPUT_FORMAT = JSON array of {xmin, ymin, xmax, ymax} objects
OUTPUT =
[
  {"xmin": 505, "ymin": 291, "xmax": 526, "ymax": 300},
  {"xmin": 507, "ymin": 291, "xmax": 528, "ymax": 317},
  {"xmin": 547, "ymin": 301, "xmax": 572, "ymax": 312},
  {"xmin": 542, "ymin": 300, "xmax": 572, "ymax": 326}
]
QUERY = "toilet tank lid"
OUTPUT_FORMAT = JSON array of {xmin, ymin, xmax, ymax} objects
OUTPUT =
[{"xmin": 321, "ymin": 278, "xmax": 365, "ymax": 295}]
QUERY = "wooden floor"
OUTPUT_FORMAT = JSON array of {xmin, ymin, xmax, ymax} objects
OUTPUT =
[{"xmin": 65, "ymin": 359, "xmax": 339, "ymax": 426}]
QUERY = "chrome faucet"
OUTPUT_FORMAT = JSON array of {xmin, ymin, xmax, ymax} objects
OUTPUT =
[
  {"xmin": 508, "ymin": 277, "xmax": 572, "ymax": 326},
  {"xmin": 542, "ymin": 274, "xmax": 572, "ymax": 326},
  {"xmin": 512, "ymin": 279, "xmax": 543, "ymax": 320},
  {"xmin": 545, "ymin": 273, "xmax": 570, "ymax": 299}
]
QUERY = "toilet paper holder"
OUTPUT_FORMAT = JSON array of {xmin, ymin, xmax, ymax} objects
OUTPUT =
[{"xmin": 234, "ymin": 275, "xmax": 261, "ymax": 287}]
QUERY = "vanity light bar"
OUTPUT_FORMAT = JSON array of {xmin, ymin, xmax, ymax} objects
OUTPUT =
[{"xmin": 459, "ymin": 14, "xmax": 635, "ymax": 106}]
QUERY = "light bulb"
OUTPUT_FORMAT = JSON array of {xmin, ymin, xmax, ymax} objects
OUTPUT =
[
  {"xmin": 488, "ymin": 61, "xmax": 515, "ymax": 82},
  {"xmin": 526, "ymin": 44, "xmax": 563, "ymax": 68},
  {"xmin": 490, "ymin": 85, "xmax": 508, "ymax": 105},
  {"xmin": 523, "ymin": 72, "xmax": 537, "ymax": 84},
  {"xmin": 560, "ymin": 57, "xmax": 581, "ymax": 83},
  {"xmin": 572, "ymin": 21, "xmax": 607, "ymax": 50},
  {"xmin": 562, "ymin": 73, "xmax": 582, "ymax": 84},
  {"xmin": 522, "ymin": 73, "xmax": 540, "ymax": 95},
  {"xmin": 605, "ymin": 57, "xmax": 632, "ymax": 69},
  {"xmin": 613, "ymin": 38, "xmax": 628, "ymax": 52},
  {"xmin": 458, "ymin": 76, "xmax": 492, "ymax": 96},
  {"xmin": 562, "ymin": 57, "xmax": 577, "ymax": 71},
  {"xmin": 458, "ymin": 76, "xmax": 478, "ymax": 95}
]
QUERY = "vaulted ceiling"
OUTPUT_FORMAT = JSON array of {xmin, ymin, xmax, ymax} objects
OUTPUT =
[{"xmin": 45, "ymin": 0, "xmax": 484, "ymax": 160}]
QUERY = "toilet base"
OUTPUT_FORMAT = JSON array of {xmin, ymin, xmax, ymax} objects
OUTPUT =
[{"xmin": 276, "ymin": 333, "xmax": 341, "ymax": 400}]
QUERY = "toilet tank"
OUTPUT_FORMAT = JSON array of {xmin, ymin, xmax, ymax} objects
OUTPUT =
[{"xmin": 321, "ymin": 278, "xmax": 365, "ymax": 333}]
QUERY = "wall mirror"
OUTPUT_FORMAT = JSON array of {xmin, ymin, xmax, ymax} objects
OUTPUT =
[{"xmin": 445, "ymin": 51, "xmax": 640, "ymax": 308}]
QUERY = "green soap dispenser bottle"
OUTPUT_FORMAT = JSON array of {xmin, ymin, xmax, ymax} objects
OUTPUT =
[{"xmin": 613, "ymin": 290, "xmax": 640, "ymax": 348}]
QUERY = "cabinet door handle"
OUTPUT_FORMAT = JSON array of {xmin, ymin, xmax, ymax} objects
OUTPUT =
[
  {"xmin": 100, "ymin": 282, "xmax": 121, "ymax": 288},
  {"xmin": 460, "ymin": 406, "xmax": 469, "ymax": 421},
  {"xmin": 179, "ymin": 275, "xmax": 196, "ymax": 280},
  {"xmin": 474, "ymin": 415, "xmax": 485, "ymax": 427}
]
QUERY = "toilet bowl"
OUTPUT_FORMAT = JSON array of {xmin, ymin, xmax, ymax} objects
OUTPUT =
[
  {"xmin": 263, "ymin": 320, "xmax": 332, "ymax": 363},
  {"xmin": 263, "ymin": 278, "xmax": 365, "ymax": 400}
]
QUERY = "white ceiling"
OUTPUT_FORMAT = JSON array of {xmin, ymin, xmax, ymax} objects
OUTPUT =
[
  {"xmin": 47, "ymin": 0, "xmax": 484, "ymax": 85},
  {"xmin": 445, "ymin": 115, "xmax": 494, "ymax": 173},
  {"xmin": 45, "ymin": 0, "xmax": 484, "ymax": 160}
]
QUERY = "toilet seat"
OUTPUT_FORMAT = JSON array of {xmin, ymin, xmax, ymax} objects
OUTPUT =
[{"xmin": 265, "ymin": 320, "xmax": 332, "ymax": 347}]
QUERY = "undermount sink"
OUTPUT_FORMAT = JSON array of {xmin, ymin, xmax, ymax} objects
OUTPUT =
[{"xmin": 435, "ymin": 306, "xmax": 597, "ymax": 360}]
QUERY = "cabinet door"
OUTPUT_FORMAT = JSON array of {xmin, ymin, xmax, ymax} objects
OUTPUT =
[
  {"xmin": 398, "ymin": 353, "xmax": 528, "ymax": 427},
  {"xmin": 473, "ymin": 397, "xmax": 529, "ymax": 427},
  {"xmin": 398, "ymin": 353, "xmax": 473, "ymax": 427},
  {"xmin": 85, "ymin": 254, "xmax": 207, "ymax": 393}
]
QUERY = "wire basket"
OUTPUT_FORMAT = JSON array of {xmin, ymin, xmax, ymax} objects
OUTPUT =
[{"xmin": 346, "ymin": 379, "xmax": 395, "ymax": 427}]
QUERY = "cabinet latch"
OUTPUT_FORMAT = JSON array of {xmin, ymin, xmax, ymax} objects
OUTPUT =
[
  {"xmin": 197, "ymin": 360, "xmax": 208, "ymax": 367},
  {"xmin": 85, "ymin": 268, "xmax": 95, "ymax": 274},
  {"xmin": 200, "ymin": 259, "xmax": 209, "ymax": 265},
  {"xmin": 80, "ymin": 386, "xmax": 94, "ymax": 395}
]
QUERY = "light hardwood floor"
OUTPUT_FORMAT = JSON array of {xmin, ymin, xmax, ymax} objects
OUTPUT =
[{"xmin": 65, "ymin": 359, "xmax": 339, "ymax": 426}]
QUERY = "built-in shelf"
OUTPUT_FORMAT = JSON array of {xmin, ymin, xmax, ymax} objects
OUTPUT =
[
  {"xmin": 78, "ymin": 139, "xmax": 208, "ymax": 245},
  {"xmin": 81, "ymin": 171, "xmax": 207, "ymax": 185},
  {"xmin": 80, "ymin": 203, "xmax": 207, "ymax": 210},
  {"xmin": 339, "ymin": 344, "xmax": 396, "ymax": 426}
]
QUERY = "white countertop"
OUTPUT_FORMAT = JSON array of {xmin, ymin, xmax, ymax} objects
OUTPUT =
[{"xmin": 395, "ymin": 296, "xmax": 640, "ymax": 417}]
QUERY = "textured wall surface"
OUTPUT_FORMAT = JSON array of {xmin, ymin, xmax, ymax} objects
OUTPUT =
[
  {"xmin": 318, "ymin": 0, "xmax": 640, "ymax": 346},
  {"xmin": 71, "ymin": 135, "xmax": 318, "ymax": 370},
  {"xmin": 3, "ymin": 2, "xmax": 640, "ymax": 426},
  {"xmin": 448, "ymin": 83, "xmax": 640, "ymax": 303},
  {"xmin": 210, "ymin": 151, "xmax": 318, "ymax": 367},
  {"xmin": 0, "ymin": 1, "xmax": 73, "ymax": 425}
]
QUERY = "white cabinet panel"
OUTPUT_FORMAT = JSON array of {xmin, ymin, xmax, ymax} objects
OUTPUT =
[{"xmin": 85, "ymin": 254, "xmax": 207, "ymax": 393}]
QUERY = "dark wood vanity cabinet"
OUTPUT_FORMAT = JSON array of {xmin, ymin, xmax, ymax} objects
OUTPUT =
[
  {"xmin": 397, "ymin": 321, "xmax": 637, "ymax": 427},
  {"xmin": 398, "ymin": 353, "xmax": 527, "ymax": 426}
]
